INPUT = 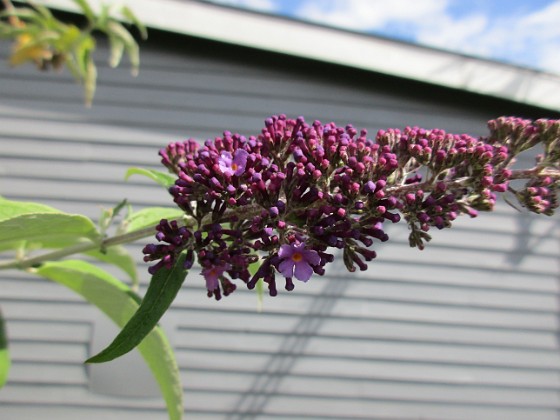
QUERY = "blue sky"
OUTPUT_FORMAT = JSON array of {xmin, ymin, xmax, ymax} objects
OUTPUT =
[{"xmin": 206, "ymin": 0, "xmax": 560, "ymax": 75}]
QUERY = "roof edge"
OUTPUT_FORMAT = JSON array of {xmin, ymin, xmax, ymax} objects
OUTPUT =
[{"xmin": 37, "ymin": 0, "xmax": 560, "ymax": 111}]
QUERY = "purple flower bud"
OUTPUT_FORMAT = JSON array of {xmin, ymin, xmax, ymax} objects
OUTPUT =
[{"xmin": 364, "ymin": 181, "xmax": 376, "ymax": 193}]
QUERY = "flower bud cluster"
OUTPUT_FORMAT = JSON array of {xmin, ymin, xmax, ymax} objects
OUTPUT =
[
  {"xmin": 144, "ymin": 115, "xmax": 560, "ymax": 299},
  {"xmin": 518, "ymin": 174, "xmax": 558, "ymax": 215},
  {"xmin": 487, "ymin": 117, "xmax": 560, "ymax": 215}
]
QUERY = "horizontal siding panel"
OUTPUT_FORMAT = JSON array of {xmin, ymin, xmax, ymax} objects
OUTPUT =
[
  {"xmin": 1, "ymin": 178, "xmax": 169, "ymax": 206},
  {"xmin": 175, "ymin": 330, "xmax": 560, "ymax": 370},
  {"xmin": 9, "ymin": 342, "xmax": 88, "ymax": 364},
  {"xmin": 8, "ymin": 362, "xmax": 87, "ymax": 385},
  {"xmin": 0, "ymin": 406, "xmax": 168, "ymax": 420},
  {"xmin": 181, "ymin": 390, "xmax": 560, "ymax": 420},
  {"xmin": 181, "ymin": 370, "xmax": 560, "ymax": 408},
  {"xmin": 0, "ymin": 137, "xmax": 158, "ymax": 166},
  {"xmin": 341, "ymin": 278, "xmax": 560, "ymax": 312},
  {"xmin": 377, "ymin": 241, "xmax": 557, "ymax": 275},
  {"xmin": 170, "ymin": 283, "xmax": 560, "ymax": 332},
  {"xmin": 330, "ymin": 299, "xmax": 560, "ymax": 331},
  {"xmin": 0, "ymin": 115, "xmax": 177, "ymax": 146},
  {"xmin": 6, "ymin": 320, "xmax": 90, "ymax": 343},
  {"xmin": 353, "ymin": 260, "xmax": 560, "ymax": 293},
  {"xmin": 1, "ymin": 301, "xmax": 96, "ymax": 323},
  {"xmin": 0, "ymin": 384, "xmax": 166, "ymax": 411},
  {"xmin": 180, "ymin": 349, "xmax": 560, "ymax": 389},
  {"xmin": 0, "ymin": 278, "xmax": 87, "ymax": 303},
  {"xmin": 173, "ymin": 310, "xmax": 560, "ymax": 350},
  {"xmin": 0, "ymin": 74, "xmax": 482, "ymax": 134},
  {"xmin": 0, "ymin": 158, "xmax": 141, "ymax": 184}
]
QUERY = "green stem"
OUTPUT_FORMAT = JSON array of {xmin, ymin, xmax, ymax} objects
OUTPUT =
[{"xmin": 0, "ymin": 225, "xmax": 158, "ymax": 271}]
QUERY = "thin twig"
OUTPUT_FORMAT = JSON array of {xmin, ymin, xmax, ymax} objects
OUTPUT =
[{"xmin": 0, "ymin": 225, "xmax": 158, "ymax": 271}]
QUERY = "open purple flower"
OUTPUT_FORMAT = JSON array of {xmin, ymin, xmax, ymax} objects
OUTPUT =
[
  {"xmin": 218, "ymin": 149, "xmax": 249, "ymax": 176},
  {"xmin": 277, "ymin": 242, "xmax": 321, "ymax": 282},
  {"xmin": 202, "ymin": 264, "xmax": 227, "ymax": 292}
]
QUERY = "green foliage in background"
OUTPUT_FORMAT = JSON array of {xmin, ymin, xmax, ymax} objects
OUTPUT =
[{"xmin": 0, "ymin": 0, "xmax": 147, "ymax": 105}]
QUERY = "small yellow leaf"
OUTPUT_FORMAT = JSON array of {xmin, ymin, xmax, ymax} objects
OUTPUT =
[{"xmin": 10, "ymin": 42, "xmax": 52, "ymax": 66}]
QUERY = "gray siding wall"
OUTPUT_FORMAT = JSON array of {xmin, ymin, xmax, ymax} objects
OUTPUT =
[{"xmin": 1, "ymin": 34, "xmax": 560, "ymax": 420}]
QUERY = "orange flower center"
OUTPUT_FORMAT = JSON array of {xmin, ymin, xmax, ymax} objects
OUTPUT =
[
  {"xmin": 292, "ymin": 252, "xmax": 303, "ymax": 262},
  {"xmin": 231, "ymin": 163, "xmax": 238, "ymax": 171}
]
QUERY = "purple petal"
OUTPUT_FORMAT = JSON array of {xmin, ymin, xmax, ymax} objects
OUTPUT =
[
  {"xmin": 218, "ymin": 151, "xmax": 234, "ymax": 176},
  {"xmin": 278, "ymin": 244, "xmax": 294, "ymax": 258},
  {"xmin": 232, "ymin": 149, "xmax": 249, "ymax": 176},
  {"xmin": 220, "ymin": 151, "xmax": 233, "ymax": 164},
  {"xmin": 294, "ymin": 261, "xmax": 313, "ymax": 282},
  {"xmin": 302, "ymin": 249, "xmax": 321, "ymax": 266},
  {"xmin": 202, "ymin": 269, "xmax": 219, "ymax": 291},
  {"xmin": 278, "ymin": 259, "xmax": 295, "ymax": 278},
  {"xmin": 202, "ymin": 265, "xmax": 226, "ymax": 291}
]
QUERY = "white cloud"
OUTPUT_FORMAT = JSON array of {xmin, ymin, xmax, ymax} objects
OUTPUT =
[
  {"xmin": 294, "ymin": 0, "xmax": 560, "ymax": 74},
  {"xmin": 416, "ymin": 1, "xmax": 560, "ymax": 74},
  {"xmin": 295, "ymin": 0, "xmax": 448, "ymax": 32}
]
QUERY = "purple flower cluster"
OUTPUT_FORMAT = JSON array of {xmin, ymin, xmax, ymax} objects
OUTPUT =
[{"xmin": 145, "ymin": 115, "xmax": 559, "ymax": 299}]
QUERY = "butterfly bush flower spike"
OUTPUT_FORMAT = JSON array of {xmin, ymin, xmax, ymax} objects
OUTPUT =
[{"xmin": 144, "ymin": 114, "xmax": 560, "ymax": 300}]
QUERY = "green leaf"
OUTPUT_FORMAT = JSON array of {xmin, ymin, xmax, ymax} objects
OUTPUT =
[
  {"xmin": 72, "ymin": 0, "xmax": 96, "ymax": 23},
  {"xmin": 54, "ymin": 24, "xmax": 82, "ymax": 51},
  {"xmin": 0, "ymin": 8, "xmax": 44, "ymax": 24},
  {"xmin": 74, "ymin": 35, "xmax": 95, "ymax": 75},
  {"xmin": 125, "ymin": 167, "xmax": 176, "ymax": 189},
  {"xmin": 125, "ymin": 207, "xmax": 185, "ymax": 233},
  {"xmin": 0, "ymin": 196, "xmax": 59, "ymax": 222},
  {"xmin": 120, "ymin": 5, "xmax": 148, "ymax": 40},
  {"xmin": 105, "ymin": 20, "xmax": 139, "ymax": 76},
  {"xmin": 83, "ymin": 53, "xmax": 96, "ymax": 107},
  {"xmin": 86, "ymin": 245, "xmax": 138, "ymax": 289},
  {"xmin": 94, "ymin": 4, "xmax": 112, "ymax": 32},
  {"xmin": 86, "ymin": 250, "xmax": 189, "ymax": 363},
  {"xmin": 0, "ymin": 308, "xmax": 10, "ymax": 388},
  {"xmin": 36, "ymin": 260, "xmax": 183, "ymax": 420},
  {"xmin": 107, "ymin": 33, "xmax": 125, "ymax": 68},
  {"xmin": 0, "ymin": 212, "xmax": 99, "ymax": 245},
  {"xmin": 31, "ymin": 3, "xmax": 55, "ymax": 22},
  {"xmin": 0, "ymin": 24, "xmax": 31, "ymax": 39}
]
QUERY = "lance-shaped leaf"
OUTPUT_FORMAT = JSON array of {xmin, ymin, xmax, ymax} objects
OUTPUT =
[
  {"xmin": 0, "ymin": 212, "xmax": 100, "ymax": 252},
  {"xmin": 86, "ymin": 250, "xmax": 189, "ymax": 363},
  {"xmin": 83, "ymin": 52, "xmax": 96, "ymax": 107},
  {"xmin": 125, "ymin": 167, "xmax": 176, "ymax": 189},
  {"xmin": 72, "ymin": 0, "xmax": 96, "ymax": 23},
  {"xmin": 0, "ymin": 308, "xmax": 10, "ymax": 388},
  {"xmin": 120, "ymin": 5, "xmax": 148, "ymax": 40},
  {"xmin": 125, "ymin": 207, "xmax": 185, "ymax": 233},
  {"xmin": 0, "ymin": 196, "xmax": 59, "ymax": 222},
  {"xmin": 106, "ymin": 20, "xmax": 139, "ymax": 76},
  {"xmin": 107, "ymin": 33, "xmax": 125, "ymax": 68},
  {"xmin": 0, "ymin": 7, "xmax": 43, "ymax": 23},
  {"xmin": 36, "ymin": 260, "xmax": 183, "ymax": 420}
]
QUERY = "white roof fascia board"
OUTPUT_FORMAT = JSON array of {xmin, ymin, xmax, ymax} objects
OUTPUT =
[{"xmin": 35, "ymin": 0, "xmax": 560, "ymax": 111}]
